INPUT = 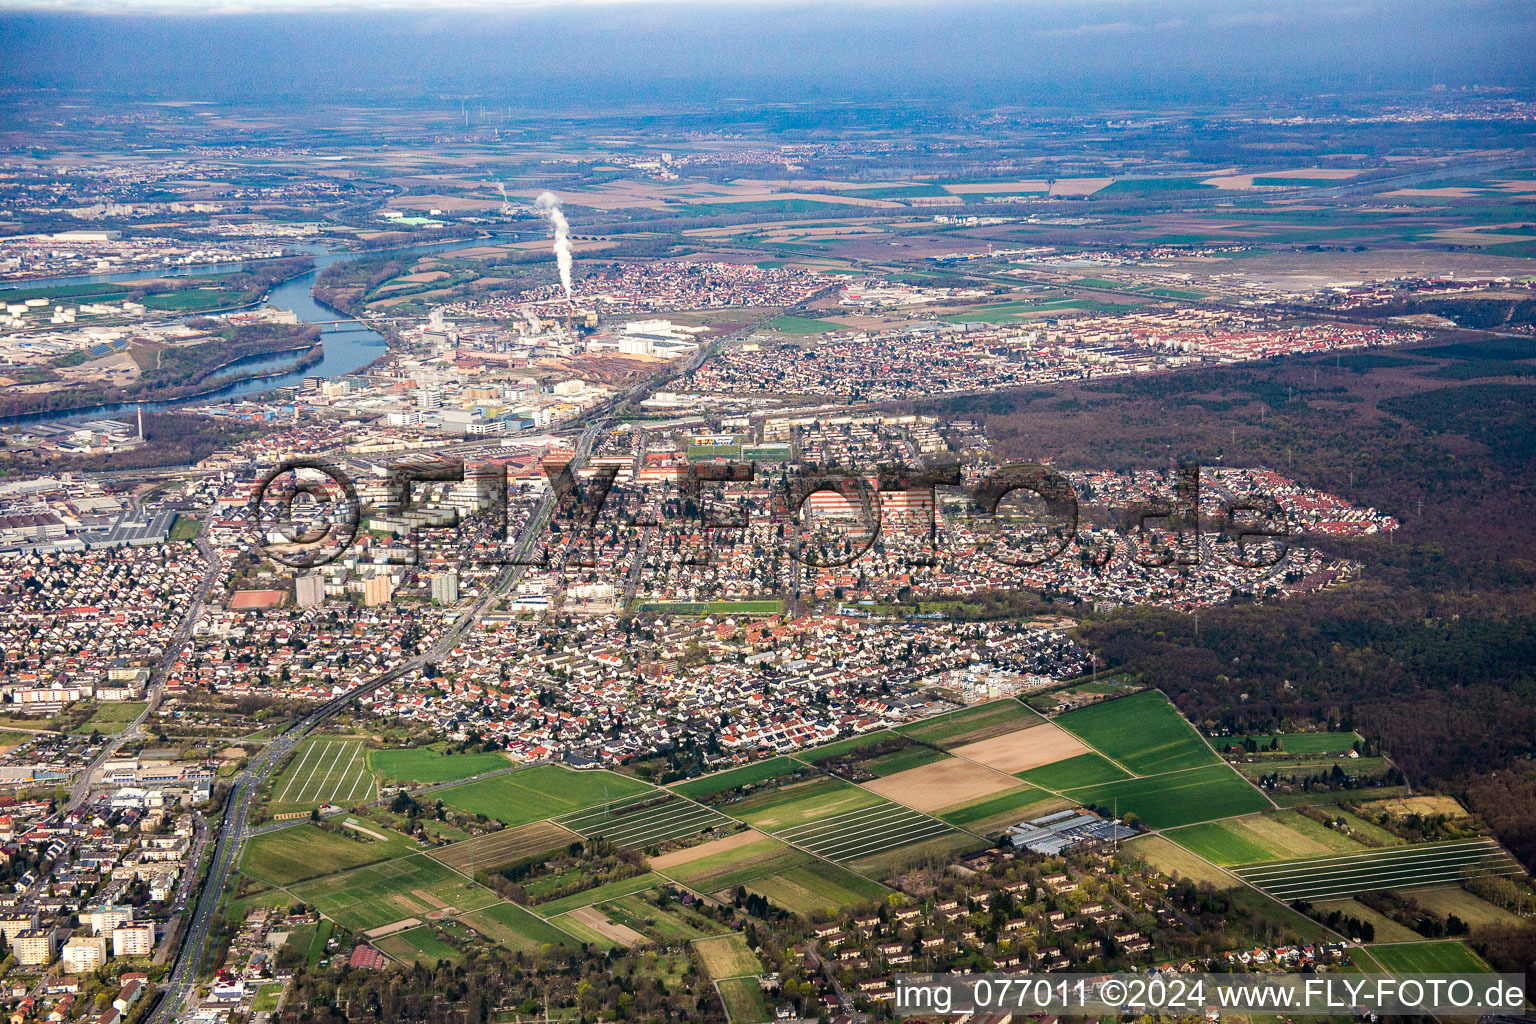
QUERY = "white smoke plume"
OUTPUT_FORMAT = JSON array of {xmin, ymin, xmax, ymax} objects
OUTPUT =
[{"xmin": 535, "ymin": 191, "xmax": 573, "ymax": 300}]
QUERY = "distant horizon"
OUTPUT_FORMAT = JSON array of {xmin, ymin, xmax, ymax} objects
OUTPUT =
[{"xmin": 2, "ymin": 1, "xmax": 1533, "ymax": 105}]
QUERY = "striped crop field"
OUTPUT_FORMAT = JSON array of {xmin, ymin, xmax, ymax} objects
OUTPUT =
[
  {"xmin": 1233, "ymin": 838, "xmax": 1522, "ymax": 902},
  {"xmin": 270, "ymin": 738, "xmax": 374, "ymax": 812},
  {"xmin": 556, "ymin": 794, "xmax": 733, "ymax": 849},
  {"xmin": 772, "ymin": 801, "xmax": 954, "ymax": 862}
]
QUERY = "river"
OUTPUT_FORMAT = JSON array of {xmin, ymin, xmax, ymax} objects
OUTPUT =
[{"xmin": 4, "ymin": 235, "xmax": 519, "ymax": 425}]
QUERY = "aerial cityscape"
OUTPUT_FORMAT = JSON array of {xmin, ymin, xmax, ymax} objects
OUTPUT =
[{"xmin": 0, "ymin": 2, "xmax": 1533, "ymax": 1023}]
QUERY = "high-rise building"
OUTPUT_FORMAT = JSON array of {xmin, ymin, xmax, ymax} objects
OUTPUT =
[
  {"xmin": 430, "ymin": 571, "xmax": 459, "ymax": 605},
  {"xmin": 295, "ymin": 572, "xmax": 324, "ymax": 609},
  {"xmin": 14, "ymin": 928, "xmax": 56, "ymax": 966},
  {"xmin": 62, "ymin": 935, "xmax": 107, "ymax": 973},
  {"xmin": 111, "ymin": 923, "xmax": 155, "ymax": 957},
  {"xmin": 363, "ymin": 575, "xmax": 393, "ymax": 607},
  {"xmin": 85, "ymin": 905, "xmax": 135, "ymax": 936}
]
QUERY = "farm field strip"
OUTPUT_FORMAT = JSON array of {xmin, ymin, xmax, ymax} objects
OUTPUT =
[
  {"xmin": 1234, "ymin": 840, "xmax": 1521, "ymax": 900},
  {"xmin": 301, "ymin": 742, "xmax": 354, "ymax": 804},
  {"xmin": 559, "ymin": 798, "xmax": 732, "ymax": 847},
  {"xmin": 554, "ymin": 791, "xmax": 658, "ymax": 827},
  {"xmin": 430, "ymin": 822, "xmax": 574, "ymax": 873},
  {"xmin": 275, "ymin": 741, "xmax": 323, "ymax": 804},
  {"xmin": 774, "ymin": 802, "xmax": 952, "ymax": 862}
]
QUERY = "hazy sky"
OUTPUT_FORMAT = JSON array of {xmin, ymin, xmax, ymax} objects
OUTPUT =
[{"xmin": 2, "ymin": 1, "xmax": 1532, "ymax": 106}]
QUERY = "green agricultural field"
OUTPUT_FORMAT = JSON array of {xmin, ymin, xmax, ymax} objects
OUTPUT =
[
  {"xmin": 744, "ymin": 864, "xmax": 889, "ymax": 916},
  {"xmin": 368, "ymin": 746, "xmax": 509, "ymax": 786},
  {"xmin": 289, "ymin": 854, "xmax": 499, "ymax": 933},
  {"xmin": 716, "ymin": 978, "xmax": 772, "ymax": 1023},
  {"xmin": 1366, "ymin": 940, "xmax": 1488, "ymax": 973},
  {"xmin": 141, "ymin": 287, "xmax": 245, "ymax": 311},
  {"xmin": 0, "ymin": 732, "xmax": 30, "ymax": 751},
  {"xmin": 1016, "ymin": 752, "xmax": 1133, "ymax": 790},
  {"xmin": 1096, "ymin": 176, "xmax": 1214, "ymax": 195},
  {"xmin": 937, "ymin": 784, "xmax": 1069, "ymax": 832},
  {"xmin": 694, "ymin": 933, "xmax": 763, "ymax": 978},
  {"xmin": 281, "ymin": 920, "xmax": 334, "ymax": 970},
  {"xmin": 535, "ymin": 872, "xmax": 666, "ymax": 916},
  {"xmin": 460, "ymin": 901, "xmax": 578, "ymax": 953},
  {"xmin": 1232, "ymin": 839, "xmax": 1519, "ymax": 902},
  {"xmin": 1165, "ymin": 811, "xmax": 1368, "ymax": 866},
  {"xmin": 1251, "ymin": 176, "xmax": 1340, "ymax": 187},
  {"xmin": 800, "ymin": 731, "xmax": 903, "ymax": 762},
  {"xmin": 661, "ymin": 834, "xmax": 813, "ymax": 892},
  {"xmin": 267, "ymin": 737, "xmax": 375, "ymax": 814},
  {"xmin": 768, "ymin": 314, "xmax": 839, "ymax": 334},
  {"xmin": 430, "ymin": 820, "xmax": 574, "ymax": 875},
  {"xmin": 730, "ymin": 776, "xmax": 884, "ymax": 831},
  {"xmin": 597, "ymin": 890, "xmax": 729, "ymax": 941},
  {"xmin": 861, "ymin": 745, "xmax": 948, "ymax": 777},
  {"xmin": 435, "ymin": 764, "xmax": 652, "ymax": 826},
  {"xmin": 671, "ymin": 757, "xmax": 802, "ymax": 799},
  {"xmin": 1066, "ymin": 764, "xmax": 1269, "ymax": 829},
  {"xmin": 1055, "ymin": 691, "xmax": 1218, "ymax": 774},
  {"xmin": 895, "ymin": 699, "xmax": 1038, "ymax": 747},
  {"xmin": 74, "ymin": 702, "xmax": 148, "ymax": 736},
  {"xmin": 251, "ymin": 983, "xmax": 284, "ymax": 1014},
  {"xmin": 241, "ymin": 823, "xmax": 415, "ymax": 888}
]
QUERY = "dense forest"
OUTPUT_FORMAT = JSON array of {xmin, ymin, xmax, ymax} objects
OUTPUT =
[{"xmin": 927, "ymin": 339, "xmax": 1536, "ymax": 970}]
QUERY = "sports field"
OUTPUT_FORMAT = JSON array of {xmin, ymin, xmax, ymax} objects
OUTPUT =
[
  {"xmin": 555, "ymin": 793, "xmax": 732, "ymax": 848},
  {"xmin": 772, "ymin": 799, "xmax": 955, "ymax": 862},
  {"xmin": 1054, "ymin": 691, "xmax": 1218, "ymax": 775},
  {"xmin": 242, "ymin": 823, "xmax": 415, "ymax": 888},
  {"xmin": 269, "ymin": 737, "xmax": 375, "ymax": 813},
  {"xmin": 459, "ymin": 901, "xmax": 578, "ymax": 953},
  {"xmin": 1065, "ymin": 764, "xmax": 1269, "ymax": 828},
  {"xmin": 289, "ymin": 854, "xmax": 500, "ymax": 933},
  {"xmin": 1017, "ymin": 751, "xmax": 1132, "ymax": 790},
  {"xmin": 1232, "ymin": 838, "xmax": 1522, "ymax": 902},
  {"xmin": 895, "ymin": 699, "xmax": 1038, "ymax": 748},
  {"xmin": 743, "ymin": 863, "xmax": 889, "ymax": 915},
  {"xmin": 430, "ymin": 820, "xmax": 574, "ymax": 874},
  {"xmin": 368, "ymin": 746, "xmax": 509, "ymax": 786},
  {"xmin": 1366, "ymin": 940, "xmax": 1488, "ymax": 973},
  {"xmin": 435, "ymin": 764, "xmax": 653, "ymax": 826},
  {"xmin": 1165, "ymin": 810, "xmax": 1370, "ymax": 865}
]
